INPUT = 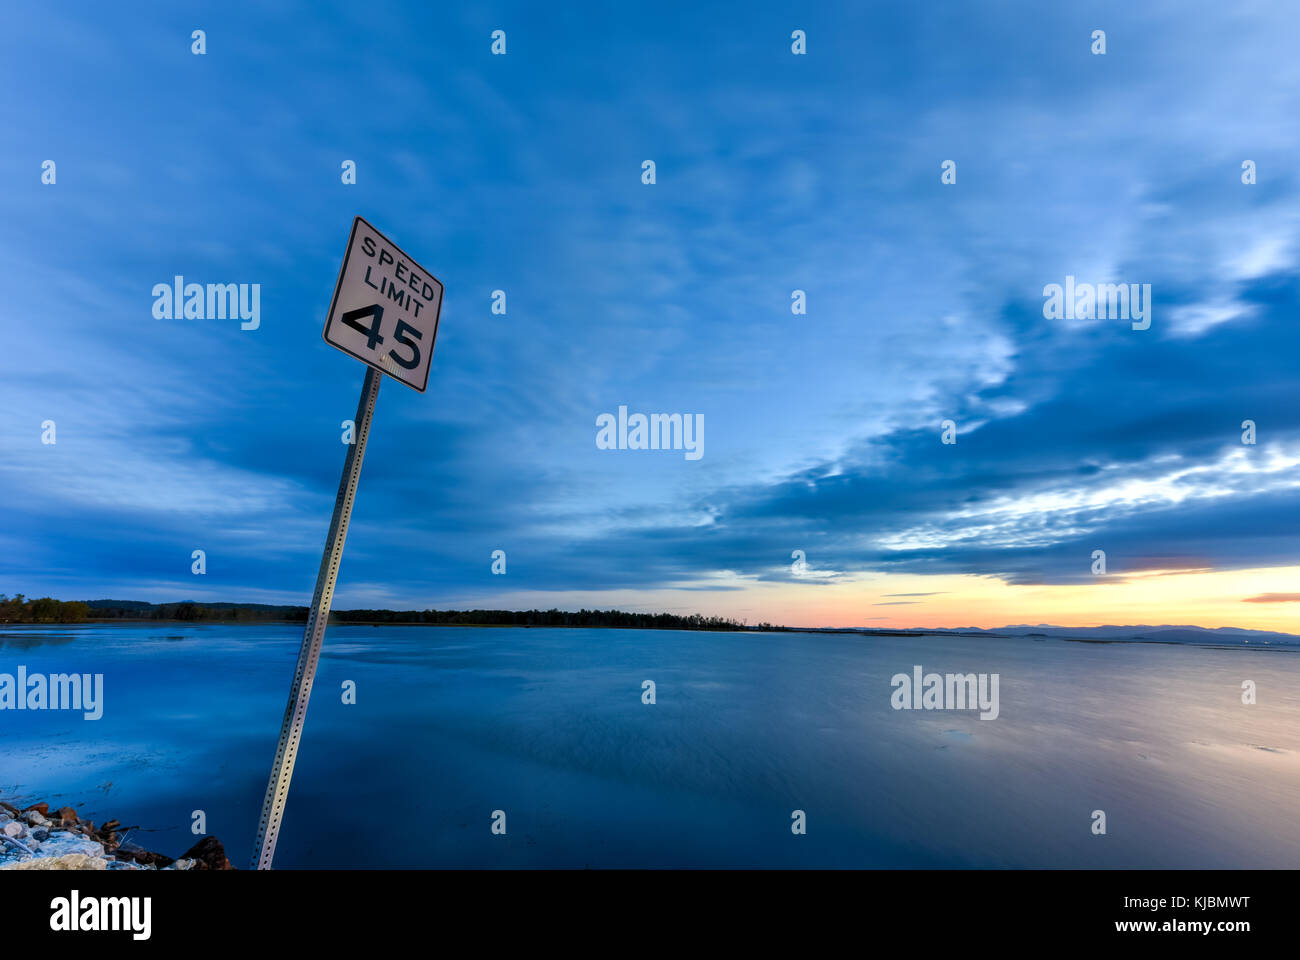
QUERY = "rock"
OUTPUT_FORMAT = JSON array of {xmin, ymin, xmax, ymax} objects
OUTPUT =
[
  {"xmin": 54, "ymin": 806, "xmax": 78, "ymax": 824},
  {"xmin": 2, "ymin": 821, "xmax": 24, "ymax": 838},
  {"xmin": 180, "ymin": 836, "xmax": 234, "ymax": 870},
  {"xmin": 30, "ymin": 832, "xmax": 104, "ymax": 860},
  {"xmin": 98, "ymin": 819, "xmax": 120, "ymax": 835},
  {"xmin": 115, "ymin": 841, "xmax": 174, "ymax": 869},
  {"xmin": 163, "ymin": 858, "xmax": 195, "ymax": 871},
  {"xmin": 21, "ymin": 802, "xmax": 49, "ymax": 817},
  {"xmin": 0, "ymin": 801, "xmax": 22, "ymax": 818},
  {"xmin": 0, "ymin": 853, "xmax": 108, "ymax": 871},
  {"xmin": 24, "ymin": 810, "xmax": 50, "ymax": 827},
  {"xmin": 32, "ymin": 828, "xmax": 50, "ymax": 842},
  {"xmin": 0, "ymin": 837, "xmax": 35, "ymax": 862}
]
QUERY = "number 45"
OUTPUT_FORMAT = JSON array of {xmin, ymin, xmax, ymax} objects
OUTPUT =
[{"xmin": 341, "ymin": 303, "xmax": 423, "ymax": 370}]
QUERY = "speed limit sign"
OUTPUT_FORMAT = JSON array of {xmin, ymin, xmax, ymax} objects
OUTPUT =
[
  {"xmin": 253, "ymin": 217, "xmax": 444, "ymax": 870},
  {"xmin": 322, "ymin": 216, "xmax": 445, "ymax": 392}
]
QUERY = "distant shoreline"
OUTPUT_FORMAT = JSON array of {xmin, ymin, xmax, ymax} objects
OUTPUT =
[
  {"xmin": 3, "ymin": 595, "xmax": 1297, "ymax": 646},
  {"xmin": 5, "ymin": 620, "xmax": 1296, "ymax": 651},
  {"xmin": 0, "ymin": 596, "xmax": 766, "ymax": 632}
]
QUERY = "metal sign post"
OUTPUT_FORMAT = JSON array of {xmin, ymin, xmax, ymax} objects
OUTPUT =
[
  {"xmin": 251, "ymin": 217, "xmax": 443, "ymax": 869},
  {"xmin": 251, "ymin": 366, "xmax": 380, "ymax": 869}
]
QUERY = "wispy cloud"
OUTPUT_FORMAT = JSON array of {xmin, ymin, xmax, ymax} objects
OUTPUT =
[{"xmin": 2, "ymin": 1, "xmax": 1299, "ymax": 623}]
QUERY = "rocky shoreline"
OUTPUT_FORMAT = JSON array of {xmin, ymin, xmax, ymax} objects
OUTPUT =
[{"xmin": 0, "ymin": 799, "xmax": 233, "ymax": 871}]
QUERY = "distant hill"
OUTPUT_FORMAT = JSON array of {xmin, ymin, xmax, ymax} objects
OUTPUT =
[
  {"xmin": 950, "ymin": 624, "xmax": 1298, "ymax": 645},
  {"xmin": 85, "ymin": 599, "xmax": 155, "ymax": 611},
  {"xmin": 822, "ymin": 623, "xmax": 1300, "ymax": 647},
  {"xmin": 86, "ymin": 599, "xmax": 297, "ymax": 612}
]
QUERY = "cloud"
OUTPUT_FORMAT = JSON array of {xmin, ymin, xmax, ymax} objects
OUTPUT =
[{"xmin": 4, "ymin": 1, "xmax": 1300, "ymax": 613}]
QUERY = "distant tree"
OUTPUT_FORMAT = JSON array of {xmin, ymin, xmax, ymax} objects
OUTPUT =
[
  {"xmin": 60, "ymin": 601, "xmax": 89, "ymax": 622},
  {"xmin": 30, "ymin": 597, "xmax": 59, "ymax": 622}
]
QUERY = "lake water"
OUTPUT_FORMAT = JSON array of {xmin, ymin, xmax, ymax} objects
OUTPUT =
[{"xmin": 2, "ymin": 623, "xmax": 1298, "ymax": 868}]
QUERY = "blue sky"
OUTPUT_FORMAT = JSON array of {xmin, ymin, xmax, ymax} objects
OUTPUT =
[{"xmin": 3, "ymin": 1, "xmax": 1299, "ymax": 627}]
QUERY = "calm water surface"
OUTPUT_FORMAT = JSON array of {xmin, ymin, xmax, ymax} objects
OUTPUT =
[{"xmin": 2, "ymin": 623, "xmax": 1297, "ymax": 868}]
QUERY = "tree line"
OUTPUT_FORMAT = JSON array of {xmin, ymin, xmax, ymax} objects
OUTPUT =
[
  {"xmin": 326, "ymin": 608, "xmax": 754, "ymax": 630},
  {"xmin": 0, "ymin": 595, "xmax": 91, "ymax": 623},
  {"xmin": 2, "ymin": 595, "xmax": 782, "ymax": 631}
]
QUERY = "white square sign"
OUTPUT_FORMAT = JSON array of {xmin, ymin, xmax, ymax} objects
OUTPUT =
[{"xmin": 322, "ymin": 216, "xmax": 444, "ymax": 392}]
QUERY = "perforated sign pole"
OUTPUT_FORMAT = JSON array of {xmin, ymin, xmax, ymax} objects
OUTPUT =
[{"xmin": 251, "ymin": 365, "xmax": 382, "ymax": 869}]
